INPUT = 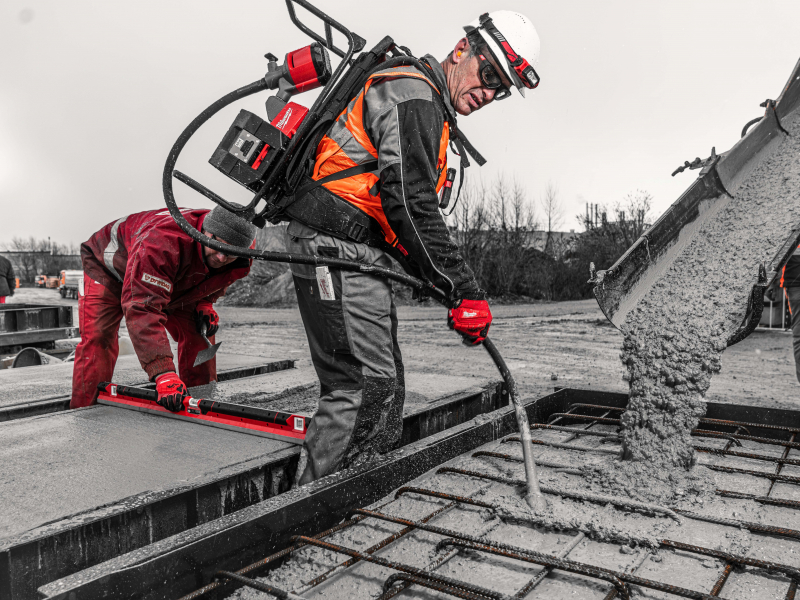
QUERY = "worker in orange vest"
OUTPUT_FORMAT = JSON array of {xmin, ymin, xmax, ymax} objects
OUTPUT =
[{"xmin": 284, "ymin": 11, "xmax": 542, "ymax": 483}]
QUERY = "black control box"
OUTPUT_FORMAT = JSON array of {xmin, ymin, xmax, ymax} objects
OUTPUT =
[{"xmin": 209, "ymin": 110, "xmax": 288, "ymax": 193}]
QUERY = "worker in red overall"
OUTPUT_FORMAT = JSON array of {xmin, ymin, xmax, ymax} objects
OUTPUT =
[{"xmin": 71, "ymin": 206, "xmax": 256, "ymax": 410}]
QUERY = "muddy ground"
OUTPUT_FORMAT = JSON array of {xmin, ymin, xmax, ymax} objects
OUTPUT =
[{"xmin": 8, "ymin": 288, "xmax": 797, "ymax": 408}]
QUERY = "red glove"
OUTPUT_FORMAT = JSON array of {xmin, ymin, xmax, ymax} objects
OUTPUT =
[
  {"xmin": 195, "ymin": 301, "xmax": 219, "ymax": 337},
  {"xmin": 155, "ymin": 372, "xmax": 188, "ymax": 412},
  {"xmin": 448, "ymin": 299, "xmax": 492, "ymax": 346}
]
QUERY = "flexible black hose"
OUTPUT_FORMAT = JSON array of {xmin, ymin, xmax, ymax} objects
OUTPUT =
[
  {"xmin": 741, "ymin": 116, "xmax": 762, "ymax": 138},
  {"xmin": 163, "ymin": 79, "xmax": 268, "ymax": 217},
  {"xmin": 483, "ymin": 338, "xmax": 543, "ymax": 507}
]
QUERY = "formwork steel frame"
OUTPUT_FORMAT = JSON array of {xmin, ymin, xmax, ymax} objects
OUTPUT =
[{"xmin": 177, "ymin": 399, "xmax": 800, "ymax": 600}]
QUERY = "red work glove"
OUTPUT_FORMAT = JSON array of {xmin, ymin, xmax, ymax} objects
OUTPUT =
[
  {"xmin": 155, "ymin": 372, "xmax": 188, "ymax": 412},
  {"xmin": 194, "ymin": 301, "xmax": 219, "ymax": 337},
  {"xmin": 448, "ymin": 299, "xmax": 492, "ymax": 346}
]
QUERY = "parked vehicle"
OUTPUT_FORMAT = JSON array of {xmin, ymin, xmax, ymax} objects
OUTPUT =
[{"xmin": 59, "ymin": 270, "xmax": 82, "ymax": 299}]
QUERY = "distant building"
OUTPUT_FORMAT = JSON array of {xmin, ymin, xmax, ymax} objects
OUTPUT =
[{"xmin": 524, "ymin": 230, "xmax": 579, "ymax": 253}]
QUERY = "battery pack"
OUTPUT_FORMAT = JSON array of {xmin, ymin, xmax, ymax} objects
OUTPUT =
[{"xmin": 209, "ymin": 102, "xmax": 309, "ymax": 193}]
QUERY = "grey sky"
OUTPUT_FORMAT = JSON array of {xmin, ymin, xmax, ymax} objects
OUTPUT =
[{"xmin": 1, "ymin": 0, "xmax": 799, "ymax": 245}]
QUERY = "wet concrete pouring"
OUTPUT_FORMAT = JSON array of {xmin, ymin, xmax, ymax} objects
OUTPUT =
[
  {"xmin": 200, "ymin": 405, "xmax": 800, "ymax": 600},
  {"xmin": 587, "ymin": 108, "xmax": 800, "ymax": 506}
]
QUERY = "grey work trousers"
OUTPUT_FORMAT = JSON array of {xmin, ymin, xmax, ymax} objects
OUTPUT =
[
  {"xmin": 786, "ymin": 287, "xmax": 800, "ymax": 384},
  {"xmin": 285, "ymin": 221, "xmax": 405, "ymax": 484}
]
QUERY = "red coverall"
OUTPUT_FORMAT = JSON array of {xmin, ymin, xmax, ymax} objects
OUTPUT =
[{"xmin": 71, "ymin": 208, "xmax": 251, "ymax": 408}]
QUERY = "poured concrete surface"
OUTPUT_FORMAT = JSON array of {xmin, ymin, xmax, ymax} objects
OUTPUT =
[
  {"xmin": 197, "ymin": 366, "xmax": 493, "ymax": 417},
  {"xmin": 0, "ymin": 352, "xmax": 287, "ymax": 409},
  {"xmin": 0, "ymin": 404, "xmax": 293, "ymax": 545},
  {"xmin": 35, "ymin": 380, "xmax": 516, "ymax": 600},
  {"xmin": 2, "ymin": 359, "xmax": 501, "ymax": 600},
  {"xmin": 1, "ymin": 362, "xmax": 499, "ymax": 546}
]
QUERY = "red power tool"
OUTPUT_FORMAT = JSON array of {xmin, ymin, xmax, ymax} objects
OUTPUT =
[
  {"xmin": 97, "ymin": 382, "xmax": 308, "ymax": 444},
  {"xmin": 207, "ymin": 43, "xmax": 325, "ymax": 194}
]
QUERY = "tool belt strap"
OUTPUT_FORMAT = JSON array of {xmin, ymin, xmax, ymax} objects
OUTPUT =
[{"xmin": 284, "ymin": 171, "xmax": 386, "ymax": 248}]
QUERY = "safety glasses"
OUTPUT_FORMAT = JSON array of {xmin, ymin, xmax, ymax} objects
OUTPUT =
[{"xmin": 476, "ymin": 53, "xmax": 511, "ymax": 101}]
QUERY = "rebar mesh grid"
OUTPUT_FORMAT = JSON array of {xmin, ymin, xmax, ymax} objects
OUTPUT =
[{"xmin": 181, "ymin": 402, "xmax": 800, "ymax": 600}]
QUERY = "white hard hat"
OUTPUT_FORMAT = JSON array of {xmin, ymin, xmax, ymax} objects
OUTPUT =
[{"xmin": 464, "ymin": 11, "xmax": 541, "ymax": 97}]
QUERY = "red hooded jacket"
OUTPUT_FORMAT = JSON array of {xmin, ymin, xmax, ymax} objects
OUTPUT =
[{"xmin": 81, "ymin": 208, "xmax": 252, "ymax": 379}]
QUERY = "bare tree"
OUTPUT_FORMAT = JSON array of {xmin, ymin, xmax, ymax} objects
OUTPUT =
[
  {"xmin": 2, "ymin": 237, "xmax": 81, "ymax": 282},
  {"xmin": 7, "ymin": 237, "xmax": 40, "ymax": 283},
  {"xmin": 486, "ymin": 176, "xmax": 540, "ymax": 294},
  {"xmin": 540, "ymin": 181, "xmax": 564, "ymax": 258},
  {"xmin": 445, "ymin": 174, "xmax": 544, "ymax": 297},
  {"xmin": 614, "ymin": 189, "xmax": 652, "ymax": 248},
  {"xmin": 490, "ymin": 174, "xmax": 507, "ymax": 233},
  {"xmin": 449, "ymin": 176, "xmax": 489, "ymax": 272},
  {"xmin": 509, "ymin": 177, "xmax": 538, "ymax": 233}
]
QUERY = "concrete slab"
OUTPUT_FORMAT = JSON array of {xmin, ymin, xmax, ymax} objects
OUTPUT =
[
  {"xmin": 0, "ymin": 352, "xmax": 291, "ymax": 410},
  {"xmin": 0, "ymin": 366, "xmax": 503, "ymax": 600},
  {"xmin": 0, "ymin": 405, "xmax": 294, "ymax": 544},
  {"xmin": 201, "ymin": 367, "xmax": 494, "ymax": 417}
]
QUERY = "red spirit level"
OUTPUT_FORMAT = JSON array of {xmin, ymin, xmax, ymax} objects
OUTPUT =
[{"xmin": 97, "ymin": 382, "xmax": 308, "ymax": 444}]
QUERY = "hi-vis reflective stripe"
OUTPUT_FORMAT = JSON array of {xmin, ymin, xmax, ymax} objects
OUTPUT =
[
  {"xmin": 154, "ymin": 208, "xmax": 192, "ymax": 216},
  {"xmin": 103, "ymin": 216, "xmax": 129, "ymax": 282}
]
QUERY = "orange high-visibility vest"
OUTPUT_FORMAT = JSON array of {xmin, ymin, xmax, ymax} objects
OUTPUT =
[
  {"xmin": 312, "ymin": 66, "xmax": 450, "ymax": 247},
  {"xmin": 781, "ymin": 245, "xmax": 800, "ymax": 288}
]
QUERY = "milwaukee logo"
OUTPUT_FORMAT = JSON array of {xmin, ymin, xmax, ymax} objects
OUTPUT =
[
  {"xmin": 276, "ymin": 108, "xmax": 293, "ymax": 130},
  {"xmin": 142, "ymin": 272, "xmax": 172, "ymax": 292}
]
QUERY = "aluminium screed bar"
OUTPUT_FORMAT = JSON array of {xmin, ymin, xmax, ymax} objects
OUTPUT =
[{"xmin": 96, "ymin": 382, "xmax": 308, "ymax": 444}]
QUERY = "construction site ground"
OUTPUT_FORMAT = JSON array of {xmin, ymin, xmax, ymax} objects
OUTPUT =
[
  {"xmin": 6, "ymin": 287, "xmax": 798, "ymax": 410},
  {"xmin": 218, "ymin": 298, "xmax": 799, "ymax": 410}
]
